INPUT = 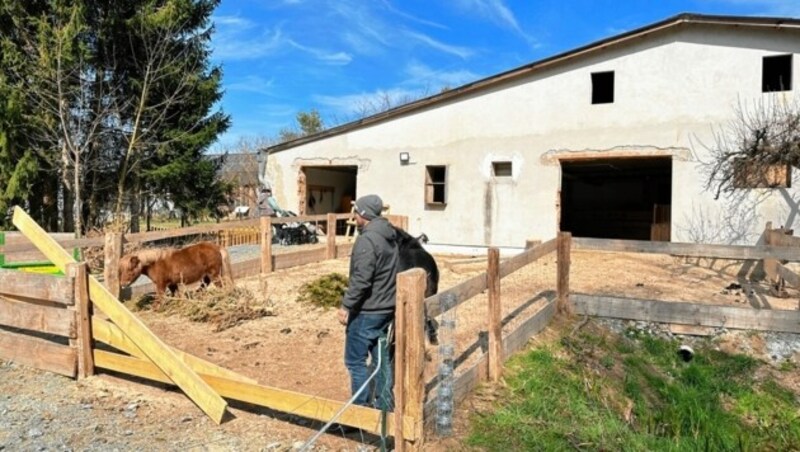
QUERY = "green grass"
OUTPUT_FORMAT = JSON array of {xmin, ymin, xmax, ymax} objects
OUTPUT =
[{"xmin": 466, "ymin": 323, "xmax": 800, "ymax": 451}]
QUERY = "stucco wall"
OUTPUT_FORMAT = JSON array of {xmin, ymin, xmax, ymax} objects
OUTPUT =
[{"xmin": 267, "ymin": 24, "xmax": 799, "ymax": 247}]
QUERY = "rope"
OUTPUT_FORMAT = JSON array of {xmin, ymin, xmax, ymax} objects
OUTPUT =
[{"xmin": 300, "ymin": 324, "xmax": 393, "ymax": 451}]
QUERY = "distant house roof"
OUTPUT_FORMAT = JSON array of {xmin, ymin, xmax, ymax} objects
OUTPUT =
[
  {"xmin": 215, "ymin": 153, "xmax": 259, "ymax": 186},
  {"xmin": 265, "ymin": 13, "xmax": 800, "ymax": 155}
]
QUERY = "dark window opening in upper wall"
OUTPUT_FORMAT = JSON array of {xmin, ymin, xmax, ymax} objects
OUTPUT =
[
  {"xmin": 492, "ymin": 161, "xmax": 512, "ymax": 177},
  {"xmin": 763, "ymin": 54, "xmax": 792, "ymax": 92},
  {"xmin": 592, "ymin": 71, "xmax": 615, "ymax": 104}
]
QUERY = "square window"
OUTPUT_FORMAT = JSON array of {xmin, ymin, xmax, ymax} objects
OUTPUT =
[
  {"xmin": 425, "ymin": 165, "xmax": 447, "ymax": 205},
  {"xmin": 762, "ymin": 54, "xmax": 792, "ymax": 92},
  {"xmin": 492, "ymin": 161, "xmax": 513, "ymax": 177},
  {"xmin": 592, "ymin": 71, "xmax": 614, "ymax": 104}
]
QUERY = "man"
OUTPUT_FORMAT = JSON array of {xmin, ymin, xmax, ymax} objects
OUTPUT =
[
  {"xmin": 256, "ymin": 187, "xmax": 284, "ymax": 217},
  {"xmin": 338, "ymin": 194, "xmax": 397, "ymax": 409}
]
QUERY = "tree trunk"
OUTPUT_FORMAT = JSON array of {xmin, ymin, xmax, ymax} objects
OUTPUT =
[
  {"xmin": 62, "ymin": 183, "xmax": 74, "ymax": 233},
  {"xmin": 73, "ymin": 149, "xmax": 83, "ymax": 238}
]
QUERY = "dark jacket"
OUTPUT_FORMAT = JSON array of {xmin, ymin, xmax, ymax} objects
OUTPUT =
[{"xmin": 341, "ymin": 217, "xmax": 398, "ymax": 314}]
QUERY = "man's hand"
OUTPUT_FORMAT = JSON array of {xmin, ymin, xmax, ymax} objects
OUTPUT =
[{"xmin": 338, "ymin": 307, "xmax": 349, "ymax": 326}]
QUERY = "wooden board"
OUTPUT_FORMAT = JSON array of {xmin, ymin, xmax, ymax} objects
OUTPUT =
[
  {"xmin": 426, "ymin": 273, "xmax": 487, "ymax": 318},
  {"xmin": 91, "ymin": 317, "xmax": 257, "ymax": 384},
  {"xmin": 0, "ymin": 328, "xmax": 76, "ymax": 377},
  {"xmin": 0, "ymin": 297, "xmax": 75, "ymax": 338},
  {"xmin": 12, "ymin": 207, "xmax": 228, "ymax": 424},
  {"xmin": 498, "ymin": 238, "xmax": 558, "ymax": 278},
  {"xmin": 0, "ymin": 236, "xmax": 103, "ymax": 255},
  {"xmin": 124, "ymin": 219, "xmax": 260, "ymax": 244},
  {"xmin": 777, "ymin": 263, "xmax": 800, "ymax": 288},
  {"xmin": 0, "ymin": 270, "xmax": 75, "ymax": 305},
  {"xmin": 573, "ymin": 293, "xmax": 800, "ymax": 333},
  {"xmin": 502, "ymin": 298, "xmax": 556, "ymax": 357},
  {"xmin": 93, "ymin": 350, "xmax": 417, "ymax": 440},
  {"xmin": 573, "ymin": 237, "xmax": 800, "ymax": 261},
  {"xmin": 274, "ymin": 247, "xmax": 327, "ymax": 270},
  {"xmin": 423, "ymin": 354, "xmax": 488, "ymax": 421},
  {"xmin": 668, "ymin": 324, "xmax": 715, "ymax": 336}
]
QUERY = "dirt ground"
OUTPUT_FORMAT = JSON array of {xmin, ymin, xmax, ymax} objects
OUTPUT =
[{"xmin": 3, "ymin": 248, "xmax": 799, "ymax": 451}]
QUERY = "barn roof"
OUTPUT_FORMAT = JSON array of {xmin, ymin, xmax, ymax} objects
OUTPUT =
[{"xmin": 264, "ymin": 13, "xmax": 800, "ymax": 155}]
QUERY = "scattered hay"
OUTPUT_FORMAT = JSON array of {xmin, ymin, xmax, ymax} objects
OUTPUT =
[
  {"xmin": 132, "ymin": 285, "xmax": 275, "ymax": 331},
  {"xmin": 296, "ymin": 273, "xmax": 348, "ymax": 309}
]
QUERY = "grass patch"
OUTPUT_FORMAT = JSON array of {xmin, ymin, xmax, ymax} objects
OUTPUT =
[
  {"xmin": 132, "ymin": 285, "xmax": 274, "ymax": 331},
  {"xmin": 467, "ymin": 322, "xmax": 800, "ymax": 451}
]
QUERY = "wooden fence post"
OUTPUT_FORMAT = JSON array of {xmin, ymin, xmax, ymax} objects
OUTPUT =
[
  {"xmin": 326, "ymin": 213, "xmax": 336, "ymax": 259},
  {"xmin": 103, "ymin": 232, "xmax": 122, "ymax": 298},
  {"xmin": 260, "ymin": 217, "xmax": 273, "ymax": 274},
  {"xmin": 557, "ymin": 232, "xmax": 573, "ymax": 316},
  {"xmin": 487, "ymin": 247, "xmax": 502, "ymax": 382},
  {"xmin": 69, "ymin": 262, "xmax": 94, "ymax": 379},
  {"xmin": 395, "ymin": 268, "xmax": 426, "ymax": 451}
]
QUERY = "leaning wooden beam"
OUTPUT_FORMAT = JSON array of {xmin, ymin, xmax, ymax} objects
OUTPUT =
[
  {"xmin": 573, "ymin": 237, "xmax": 800, "ymax": 261},
  {"xmin": 92, "ymin": 349, "xmax": 417, "ymax": 440},
  {"xmin": 573, "ymin": 293, "xmax": 800, "ymax": 334},
  {"xmin": 91, "ymin": 317, "xmax": 257, "ymax": 385},
  {"xmin": 12, "ymin": 207, "xmax": 228, "ymax": 425}
]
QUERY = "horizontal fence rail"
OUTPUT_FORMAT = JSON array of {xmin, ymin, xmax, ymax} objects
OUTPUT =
[
  {"xmin": 573, "ymin": 237, "xmax": 800, "ymax": 261},
  {"xmin": 573, "ymin": 293, "xmax": 800, "ymax": 334}
]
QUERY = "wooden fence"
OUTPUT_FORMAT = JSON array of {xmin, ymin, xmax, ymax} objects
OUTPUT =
[{"xmin": 572, "ymin": 235, "xmax": 800, "ymax": 333}]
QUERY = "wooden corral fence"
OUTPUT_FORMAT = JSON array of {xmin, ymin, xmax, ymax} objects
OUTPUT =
[
  {"xmin": 571, "ymin": 235, "xmax": 800, "ymax": 333},
  {"xmin": 2, "ymin": 207, "xmax": 419, "ymax": 442}
]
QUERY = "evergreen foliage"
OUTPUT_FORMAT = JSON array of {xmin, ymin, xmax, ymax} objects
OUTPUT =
[{"xmin": 296, "ymin": 272, "xmax": 349, "ymax": 309}]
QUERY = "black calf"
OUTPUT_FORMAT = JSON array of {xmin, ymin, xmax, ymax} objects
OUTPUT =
[{"xmin": 394, "ymin": 226, "xmax": 440, "ymax": 344}]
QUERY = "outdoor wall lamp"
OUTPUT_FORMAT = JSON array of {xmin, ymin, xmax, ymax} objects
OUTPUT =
[{"xmin": 399, "ymin": 152, "xmax": 410, "ymax": 164}]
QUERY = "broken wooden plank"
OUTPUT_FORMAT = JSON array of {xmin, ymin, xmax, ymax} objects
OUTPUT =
[{"xmin": 12, "ymin": 206, "xmax": 228, "ymax": 425}]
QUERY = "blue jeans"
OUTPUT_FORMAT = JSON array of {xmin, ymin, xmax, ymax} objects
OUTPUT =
[{"xmin": 344, "ymin": 312, "xmax": 394, "ymax": 409}]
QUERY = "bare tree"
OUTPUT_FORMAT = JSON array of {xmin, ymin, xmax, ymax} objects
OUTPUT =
[{"xmin": 701, "ymin": 96, "xmax": 800, "ymax": 200}]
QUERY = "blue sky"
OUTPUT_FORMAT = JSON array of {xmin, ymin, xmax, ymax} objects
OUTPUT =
[{"xmin": 209, "ymin": 0, "xmax": 800, "ymax": 151}]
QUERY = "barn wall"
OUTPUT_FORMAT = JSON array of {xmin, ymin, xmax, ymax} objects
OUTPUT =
[{"xmin": 269, "ymin": 24, "xmax": 799, "ymax": 247}]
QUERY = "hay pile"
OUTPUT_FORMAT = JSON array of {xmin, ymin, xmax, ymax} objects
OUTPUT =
[
  {"xmin": 133, "ymin": 285, "xmax": 274, "ymax": 331},
  {"xmin": 296, "ymin": 273, "xmax": 348, "ymax": 309}
]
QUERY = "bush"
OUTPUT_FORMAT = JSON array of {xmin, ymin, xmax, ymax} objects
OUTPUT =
[{"xmin": 297, "ymin": 273, "xmax": 349, "ymax": 309}]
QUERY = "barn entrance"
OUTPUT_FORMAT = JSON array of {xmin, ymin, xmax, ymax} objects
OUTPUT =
[
  {"xmin": 559, "ymin": 157, "xmax": 671, "ymax": 241},
  {"xmin": 299, "ymin": 166, "xmax": 357, "ymax": 233}
]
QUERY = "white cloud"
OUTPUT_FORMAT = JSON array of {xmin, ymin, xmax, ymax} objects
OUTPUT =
[
  {"xmin": 213, "ymin": 15, "xmax": 257, "ymax": 28},
  {"xmin": 212, "ymin": 18, "xmax": 285, "ymax": 60},
  {"xmin": 404, "ymin": 31, "xmax": 475, "ymax": 59},
  {"xmin": 225, "ymin": 76, "xmax": 275, "ymax": 95},
  {"xmin": 404, "ymin": 61, "xmax": 480, "ymax": 89},
  {"xmin": 452, "ymin": 0, "xmax": 539, "ymax": 47},
  {"xmin": 313, "ymin": 88, "xmax": 420, "ymax": 116},
  {"xmin": 288, "ymin": 40, "xmax": 353, "ymax": 65}
]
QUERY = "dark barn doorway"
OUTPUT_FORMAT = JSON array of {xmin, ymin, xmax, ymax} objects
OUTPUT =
[
  {"xmin": 300, "ymin": 165, "xmax": 357, "ymax": 234},
  {"xmin": 560, "ymin": 157, "xmax": 672, "ymax": 240}
]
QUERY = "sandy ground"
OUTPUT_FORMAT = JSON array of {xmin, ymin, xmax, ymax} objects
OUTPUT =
[{"xmin": 3, "ymin": 247, "xmax": 799, "ymax": 451}]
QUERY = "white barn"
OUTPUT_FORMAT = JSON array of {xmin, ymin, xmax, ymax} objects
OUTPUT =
[{"xmin": 260, "ymin": 13, "xmax": 799, "ymax": 250}]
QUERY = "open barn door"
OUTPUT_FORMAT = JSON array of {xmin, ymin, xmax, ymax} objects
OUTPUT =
[{"xmin": 559, "ymin": 157, "xmax": 671, "ymax": 241}]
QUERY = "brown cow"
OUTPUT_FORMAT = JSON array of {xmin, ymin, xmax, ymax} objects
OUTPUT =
[{"xmin": 119, "ymin": 242, "xmax": 234, "ymax": 306}]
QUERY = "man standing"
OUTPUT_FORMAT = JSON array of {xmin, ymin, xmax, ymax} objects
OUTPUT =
[{"xmin": 338, "ymin": 194, "xmax": 398, "ymax": 409}]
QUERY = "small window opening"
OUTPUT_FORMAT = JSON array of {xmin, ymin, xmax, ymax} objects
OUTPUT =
[
  {"xmin": 425, "ymin": 165, "xmax": 447, "ymax": 205},
  {"xmin": 763, "ymin": 54, "xmax": 792, "ymax": 92},
  {"xmin": 492, "ymin": 161, "xmax": 513, "ymax": 177},
  {"xmin": 592, "ymin": 71, "xmax": 614, "ymax": 104}
]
